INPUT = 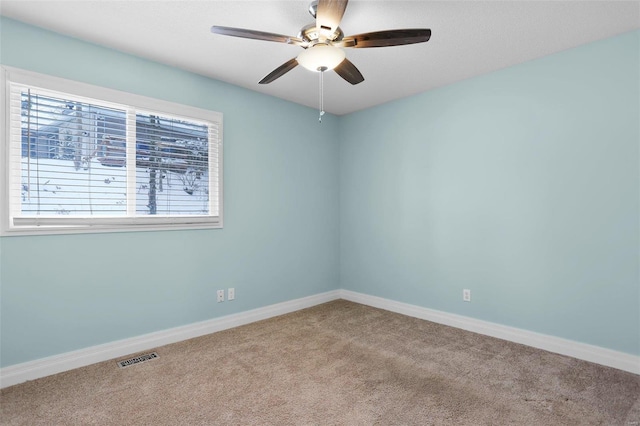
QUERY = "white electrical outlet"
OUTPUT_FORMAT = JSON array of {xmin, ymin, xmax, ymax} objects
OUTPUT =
[
  {"xmin": 463, "ymin": 289, "xmax": 471, "ymax": 302},
  {"xmin": 217, "ymin": 289, "xmax": 225, "ymax": 303},
  {"xmin": 228, "ymin": 287, "xmax": 235, "ymax": 301}
]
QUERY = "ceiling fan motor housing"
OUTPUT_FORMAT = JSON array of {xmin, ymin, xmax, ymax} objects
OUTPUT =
[{"xmin": 299, "ymin": 23, "xmax": 344, "ymax": 45}]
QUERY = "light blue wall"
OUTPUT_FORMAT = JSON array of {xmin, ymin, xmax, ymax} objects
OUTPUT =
[
  {"xmin": 339, "ymin": 30, "xmax": 639, "ymax": 356},
  {"xmin": 0, "ymin": 17, "xmax": 340, "ymax": 367}
]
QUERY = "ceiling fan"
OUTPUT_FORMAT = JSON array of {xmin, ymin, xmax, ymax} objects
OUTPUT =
[{"xmin": 210, "ymin": 0, "xmax": 432, "ymax": 86}]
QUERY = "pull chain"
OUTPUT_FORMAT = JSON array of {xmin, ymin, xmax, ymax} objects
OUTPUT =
[{"xmin": 318, "ymin": 66, "xmax": 327, "ymax": 123}]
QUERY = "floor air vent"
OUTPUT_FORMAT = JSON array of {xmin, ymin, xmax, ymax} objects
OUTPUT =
[{"xmin": 117, "ymin": 352, "xmax": 159, "ymax": 368}]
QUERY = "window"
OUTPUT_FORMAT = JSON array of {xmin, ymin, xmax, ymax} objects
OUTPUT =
[{"xmin": 1, "ymin": 67, "xmax": 223, "ymax": 235}]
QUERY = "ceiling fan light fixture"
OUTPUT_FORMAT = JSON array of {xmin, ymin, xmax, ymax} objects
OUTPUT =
[{"xmin": 297, "ymin": 44, "xmax": 346, "ymax": 72}]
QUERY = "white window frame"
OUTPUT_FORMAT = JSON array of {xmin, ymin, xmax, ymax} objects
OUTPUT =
[{"xmin": 1, "ymin": 66, "xmax": 223, "ymax": 236}]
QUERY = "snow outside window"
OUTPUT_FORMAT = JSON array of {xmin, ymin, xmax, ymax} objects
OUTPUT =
[{"xmin": 1, "ymin": 67, "xmax": 223, "ymax": 235}]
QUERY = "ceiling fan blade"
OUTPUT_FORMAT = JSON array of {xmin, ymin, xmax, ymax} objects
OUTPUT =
[
  {"xmin": 211, "ymin": 26, "xmax": 304, "ymax": 46},
  {"xmin": 259, "ymin": 58, "xmax": 299, "ymax": 84},
  {"xmin": 316, "ymin": 0, "xmax": 348, "ymax": 36},
  {"xmin": 341, "ymin": 29, "xmax": 431, "ymax": 48},
  {"xmin": 334, "ymin": 59, "xmax": 364, "ymax": 85}
]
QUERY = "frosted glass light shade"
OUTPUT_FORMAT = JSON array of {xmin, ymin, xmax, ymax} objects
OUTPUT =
[{"xmin": 297, "ymin": 44, "xmax": 346, "ymax": 72}]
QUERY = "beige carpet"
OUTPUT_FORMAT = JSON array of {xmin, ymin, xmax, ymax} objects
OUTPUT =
[{"xmin": 1, "ymin": 300, "xmax": 639, "ymax": 425}]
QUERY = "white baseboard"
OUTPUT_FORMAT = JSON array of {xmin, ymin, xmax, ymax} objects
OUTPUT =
[
  {"xmin": 2, "ymin": 288, "xmax": 637, "ymax": 389},
  {"xmin": 0, "ymin": 290, "xmax": 341, "ymax": 389},
  {"xmin": 338, "ymin": 289, "xmax": 640, "ymax": 375}
]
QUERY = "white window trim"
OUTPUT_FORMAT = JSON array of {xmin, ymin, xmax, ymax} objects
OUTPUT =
[{"xmin": 1, "ymin": 66, "xmax": 224, "ymax": 236}]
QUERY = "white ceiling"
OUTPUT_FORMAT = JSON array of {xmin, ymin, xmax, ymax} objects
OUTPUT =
[{"xmin": 1, "ymin": 1, "xmax": 638, "ymax": 115}]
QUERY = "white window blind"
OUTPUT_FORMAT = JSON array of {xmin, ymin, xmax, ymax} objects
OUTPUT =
[{"xmin": 2, "ymin": 67, "xmax": 223, "ymax": 235}]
